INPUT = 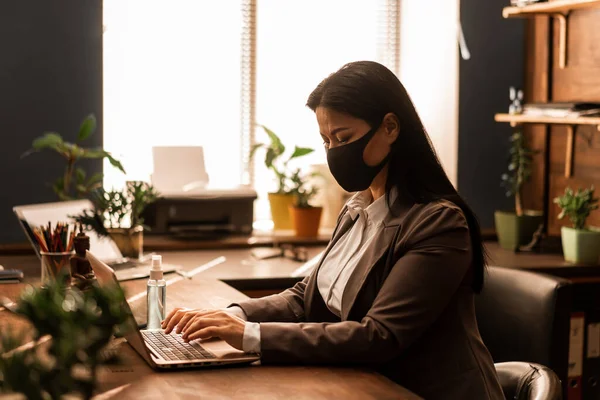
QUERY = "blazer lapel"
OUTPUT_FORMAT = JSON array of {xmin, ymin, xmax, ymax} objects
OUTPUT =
[
  {"xmin": 339, "ymin": 222, "xmax": 399, "ymax": 320},
  {"xmin": 304, "ymin": 208, "xmax": 356, "ymax": 317}
]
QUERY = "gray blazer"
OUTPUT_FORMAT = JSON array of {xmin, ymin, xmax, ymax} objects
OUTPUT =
[{"xmin": 233, "ymin": 198, "xmax": 504, "ymax": 399}]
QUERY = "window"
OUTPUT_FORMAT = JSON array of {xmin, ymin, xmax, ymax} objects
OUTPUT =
[
  {"xmin": 103, "ymin": 0, "xmax": 242, "ymax": 189},
  {"xmin": 399, "ymin": 0, "xmax": 460, "ymax": 185},
  {"xmin": 103, "ymin": 1, "xmax": 401, "ymax": 223},
  {"xmin": 253, "ymin": 0, "xmax": 398, "ymax": 220}
]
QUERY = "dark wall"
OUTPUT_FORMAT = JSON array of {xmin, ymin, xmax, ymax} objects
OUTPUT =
[
  {"xmin": 458, "ymin": 0, "xmax": 525, "ymax": 229},
  {"xmin": 0, "ymin": 1, "xmax": 103, "ymax": 244}
]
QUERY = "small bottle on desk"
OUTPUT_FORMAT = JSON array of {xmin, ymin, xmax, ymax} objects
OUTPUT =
[{"xmin": 147, "ymin": 255, "xmax": 166, "ymax": 330}]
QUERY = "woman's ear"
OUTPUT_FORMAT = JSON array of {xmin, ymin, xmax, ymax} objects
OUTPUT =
[{"xmin": 382, "ymin": 112, "xmax": 400, "ymax": 143}]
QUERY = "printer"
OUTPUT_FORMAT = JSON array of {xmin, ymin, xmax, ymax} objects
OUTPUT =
[
  {"xmin": 141, "ymin": 188, "xmax": 257, "ymax": 237},
  {"xmin": 142, "ymin": 146, "xmax": 257, "ymax": 237}
]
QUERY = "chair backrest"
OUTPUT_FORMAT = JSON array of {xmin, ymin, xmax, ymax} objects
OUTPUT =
[
  {"xmin": 495, "ymin": 362, "xmax": 562, "ymax": 400},
  {"xmin": 475, "ymin": 266, "xmax": 572, "ymax": 384}
]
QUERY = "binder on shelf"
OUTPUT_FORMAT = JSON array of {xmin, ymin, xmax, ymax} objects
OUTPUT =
[
  {"xmin": 568, "ymin": 312, "xmax": 585, "ymax": 400},
  {"xmin": 583, "ymin": 319, "xmax": 600, "ymax": 399}
]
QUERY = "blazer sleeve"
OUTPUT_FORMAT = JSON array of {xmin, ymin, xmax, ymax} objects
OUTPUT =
[
  {"xmin": 230, "ymin": 206, "xmax": 350, "ymax": 323},
  {"xmin": 257, "ymin": 205, "xmax": 472, "ymax": 364},
  {"xmin": 229, "ymin": 276, "xmax": 309, "ymax": 323}
]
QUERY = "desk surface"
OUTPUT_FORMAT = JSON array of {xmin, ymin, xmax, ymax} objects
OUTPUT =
[
  {"xmin": 0, "ymin": 230, "xmax": 332, "ymax": 255},
  {"xmin": 484, "ymin": 242, "xmax": 600, "ymax": 281},
  {"xmin": 3, "ymin": 242, "xmax": 600, "ymax": 294},
  {"xmin": 0, "ymin": 276, "xmax": 419, "ymax": 400},
  {"xmin": 0, "ymin": 247, "xmax": 325, "ymax": 294}
]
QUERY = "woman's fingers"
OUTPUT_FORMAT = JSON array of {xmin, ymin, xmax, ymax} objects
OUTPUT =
[
  {"xmin": 175, "ymin": 313, "xmax": 196, "ymax": 334},
  {"xmin": 185, "ymin": 326, "xmax": 222, "ymax": 342},
  {"xmin": 161, "ymin": 307, "xmax": 186, "ymax": 332},
  {"xmin": 162, "ymin": 307, "xmax": 183, "ymax": 326},
  {"xmin": 181, "ymin": 317, "xmax": 221, "ymax": 340},
  {"xmin": 178, "ymin": 313, "xmax": 245, "ymax": 350},
  {"xmin": 181, "ymin": 310, "xmax": 220, "ymax": 333},
  {"xmin": 163, "ymin": 308, "xmax": 196, "ymax": 334}
]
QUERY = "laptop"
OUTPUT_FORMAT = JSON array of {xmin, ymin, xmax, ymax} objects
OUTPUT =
[
  {"xmin": 87, "ymin": 250, "xmax": 260, "ymax": 369},
  {"xmin": 13, "ymin": 200, "xmax": 179, "ymax": 281}
]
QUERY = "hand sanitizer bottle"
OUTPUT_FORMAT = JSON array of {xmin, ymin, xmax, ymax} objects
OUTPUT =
[{"xmin": 147, "ymin": 255, "xmax": 166, "ymax": 330}]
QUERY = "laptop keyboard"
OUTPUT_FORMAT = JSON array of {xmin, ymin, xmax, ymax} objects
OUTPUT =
[{"xmin": 142, "ymin": 331, "xmax": 215, "ymax": 361}]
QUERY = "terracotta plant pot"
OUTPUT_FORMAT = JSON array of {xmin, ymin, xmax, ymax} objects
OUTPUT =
[
  {"xmin": 289, "ymin": 206, "xmax": 323, "ymax": 238},
  {"xmin": 560, "ymin": 226, "xmax": 600, "ymax": 265},
  {"xmin": 268, "ymin": 193, "xmax": 296, "ymax": 230},
  {"xmin": 107, "ymin": 226, "xmax": 144, "ymax": 260},
  {"xmin": 494, "ymin": 210, "xmax": 544, "ymax": 251}
]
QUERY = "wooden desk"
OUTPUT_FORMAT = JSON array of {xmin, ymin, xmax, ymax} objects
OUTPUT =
[
  {"xmin": 0, "ymin": 277, "xmax": 419, "ymax": 400},
  {"xmin": 0, "ymin": 247, "xmax": 325, "ymax": 298},
  {"xmin": 0, "ymin": 229, "xmax": 332, "ymax": 255}
]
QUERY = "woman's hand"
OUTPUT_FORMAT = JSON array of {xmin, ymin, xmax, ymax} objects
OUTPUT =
[
  {"xmin": 162, "ymin": 307, "xmax": 204, "ymax": 334},
  {"xmin": 161, "ymin": 308, "xmax": 246, "ymax": 351}
]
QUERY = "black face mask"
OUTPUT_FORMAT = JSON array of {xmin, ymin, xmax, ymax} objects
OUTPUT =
[{"xmin": 326, "ymin": 126, "xmax": 390, "ymax": 192}]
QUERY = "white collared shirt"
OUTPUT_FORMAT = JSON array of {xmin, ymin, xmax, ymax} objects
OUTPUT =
[
  {"xmin": 226, "ymin": 190, "xmax": 392, "ymax": 354},
  {"xmin": 317, "ymin": 190, "xmax": 389, "ymax": 316}
]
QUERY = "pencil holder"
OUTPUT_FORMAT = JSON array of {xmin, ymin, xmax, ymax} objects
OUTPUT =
[{"xmin": 40, "ymin": 251, "xmax": 74, "ymax": 285}]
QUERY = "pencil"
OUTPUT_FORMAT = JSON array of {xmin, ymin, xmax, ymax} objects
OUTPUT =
[
  {"xmin": 67, "ymin": 230, "xmax": 75, "ymax": 252},
  {"xmin": 33, "ymin": 229, "xmax": 49, "ymax": 252}
]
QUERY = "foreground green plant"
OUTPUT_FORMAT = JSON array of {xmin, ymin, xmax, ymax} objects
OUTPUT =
[{"xmin": 0, "ymin": 273, "xmax": 132, "ymax": 399}]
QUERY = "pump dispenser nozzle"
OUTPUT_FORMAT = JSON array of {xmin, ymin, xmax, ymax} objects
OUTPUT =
[{"xmin": 150, "ymin": 255, "xmax": 163, "ymax": 280}]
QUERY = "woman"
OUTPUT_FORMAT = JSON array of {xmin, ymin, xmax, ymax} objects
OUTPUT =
[{"xmin": 162, "ymin": 61, "xmax": 504, "ymax": 399}]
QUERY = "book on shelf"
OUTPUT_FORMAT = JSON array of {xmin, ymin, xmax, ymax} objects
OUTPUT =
[
  {"xmin": 522, "ymin": 102, "xmax": 600, "ymax": 118},
  {"xmin": 510, "ymin": 0, "xmax": 547, "ymax": 6}
]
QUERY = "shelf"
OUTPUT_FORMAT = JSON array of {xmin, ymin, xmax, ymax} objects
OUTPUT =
[
  {"xmin": 495, "ymin": 113, "xmax": 600, "ymax": 127},
  {"xmin": 503, "ymin": 0, "xmax": 600, "ymax": 68},
  {"xmin": 495, "ymin": 113, "xmax": 600, "ymax": 179},
  {"xmin": 503, "ymin": 0, "xmax": 600, "ymax": 18}
]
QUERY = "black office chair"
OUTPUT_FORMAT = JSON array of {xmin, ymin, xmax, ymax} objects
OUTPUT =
[
  {"xmin": 495, "ymin": 362, "xmax": 562, "ymax": 400},
  {"xmin": 475, "ymin": 266, "xmax": 572, "ymax": 389}
]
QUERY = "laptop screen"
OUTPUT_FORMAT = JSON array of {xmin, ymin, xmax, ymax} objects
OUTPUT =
[{"xmin": 13, "ymin": 199, "xmax": 123, "ymax": 262}]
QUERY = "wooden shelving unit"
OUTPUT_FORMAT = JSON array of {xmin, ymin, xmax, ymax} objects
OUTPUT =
[
  {"xmin": 495, "ymin": 113, "xmax": 600, "ymax": 178},
  {"xmin": 503, "ymin": 0, "xmax": 600, "ymax": 68},
  {"xmin": 503, "ymin": 0, "xmax": 600, "ymax": 18},
  {"xmin": 495, "ymin": 113, "xmax": 600, "ymax": 128}
]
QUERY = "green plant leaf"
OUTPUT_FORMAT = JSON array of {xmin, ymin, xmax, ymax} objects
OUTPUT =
[
  {"xmin": 265, "ymin": 148, "xmax": 277, "ymax": 169},
  {"xmin": 86, "ymin": 172, "xmax": 103, "ymax": 186},
  {"xmin": 554, "ymin": 186, "xmax": 599, "ymax": 229},
  {"xmin": 289, "ymin": 146, "xmax": 314, "ymax": 160},
  {"xmin": 82, "ymin": 148, "xmax": 106, "ymax": 158},
  {"xmin": 83, "ymin": 148, "xmax": 126, "ymax": 174},
  {"xmin": 259, "ymin": 125, "xmax": 285, "ymax": 155},
  {"xmin": 249, "ymin": 143, "xmax": 264, "ymax": 161},
  {"xmin": 78, "ymin": 114, "xmax": 97, "ymax": 141},
  {"xmin": 31, "ymin": 132, "xmax": 65, "ymax": 151},
  {"xmin": 76, "ymin": 184, "xmax": 88, "ymax": 194},
  {"xmin": 105, "ymin": 153, "xmax": 126, "ymax": 174},
  {"xmin": 67, "ymin": 143, "xmax": 86, "ymax": 159},
  {"xmin": 75, "ymin": 167, "xmax": 86, "ymax": 184}
]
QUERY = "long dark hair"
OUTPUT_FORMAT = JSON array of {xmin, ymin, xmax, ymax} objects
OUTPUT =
[{"xmin": 306, "ymin": 61, "xmax": 486, "ymax": 293}]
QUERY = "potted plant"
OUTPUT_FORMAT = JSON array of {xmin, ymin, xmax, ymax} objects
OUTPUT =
[
  {"xmin": 0, "ymin": 272, "xmax": 130, "ymax": 399},
  {"xmin": 22, "ymin": 114, "xmax": 125, "ymax": 200},
  {"xmin": 554, "ymin": 186, "xmax": 600, "ymax": 264},
  {"xmin": 494, "ymin": 131, "xmax": 544, "ymax": 251},
  {"xmin": 250, "ymin": 125, "xmax": 314, "ymax": 230},
  {"xmin": 288, "ymin": 168, "xmax": 323, "ymax": 237},
  {"xmin": 73, "ymin": 181, "xmax": 159, "ymax": 259}
]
